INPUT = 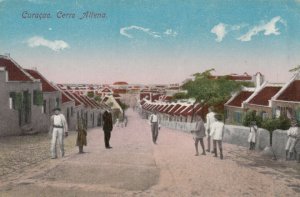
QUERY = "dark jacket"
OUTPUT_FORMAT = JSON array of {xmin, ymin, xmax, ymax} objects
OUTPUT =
[{"xmin": 103, "ymin": 111, "xmax": 113, "ymax": 132}]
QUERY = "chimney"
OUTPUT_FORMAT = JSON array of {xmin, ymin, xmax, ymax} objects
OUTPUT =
[{"xmin": 255, "ymin": 72, "xmax": 264, "ymax": 89}]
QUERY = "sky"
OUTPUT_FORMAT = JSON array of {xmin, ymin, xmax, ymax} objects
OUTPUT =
[{"xmin": 1, "ymin": 0, "xmax": 300, "ymax": 84}]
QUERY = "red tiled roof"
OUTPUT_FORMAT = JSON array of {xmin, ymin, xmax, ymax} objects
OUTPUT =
[
  {"xmin": 140, "ymin": 93, "xmax": 150, "ymax": 100},
  {"xmin": 72, "ymin": 93, "xmax": 90, "ymax": 107},
  {"xmin": 101, "ymin": 88, "xmax": 112, "ymax": 93},
  {"xmin": 180, "ymin": 105, "xmax": 194, "ymax": 116},
  {"xmin": 163, "ymin": 104, "xmax": 174, "ymax": 113},
  {"xmin": 63, "ymin": 91, "xmax": 82, "ymax": 106},
  {"xmin": 227, "ymin": 91, "xmax": 254, "ymax": 107},
  {"xmin": 174, "ymin": 106, "xmax": 187, "ymax": 116},
  {"xmin": 25, "ymin": 69, "xmax": 57, "ymax": 92},
  {"xmin": 168, "ymin": 104, "xmax": 181, "ymax": 115},
  {"xmin": 113, "ymin": 89, "xmax": 127, "ymax": 94},
  {"xmin": 277, "ymin": 80, "xmax": 300, "ymax": 102},
  {"xmin": 249, "ymin": 86, "xmax": 281, "ymax": 106},
  {"xmin": 61, "ymin": 91, "xmax": 72, "ymax": 103},
  {"xmin": 159, "ymin": 105, "xmax": 169, "ymax": 112},
  {"xmin": 0, "ymin": 57, "xmax": 33, "ymax": 81},
  {"xmin": 102, "ymin": 97, "xmax": 109, "ymax": 102},
  {"xmin": 157, "ymin": 105, "xmax": 166, "ymax": 111},
  {"xmin": 140, "ymin": 100, "xmax": 146, "ymax": 105},
  {"xmin": 113, "ymin": 81, "xmax": 128, "ymax": 85},
  {"xmin": 142, "ymin": 103, "xmax": 149, "ymax": 110},
  {"xmin": 186, "ymin": 104, "xmax": 202, "ymax": 116}
]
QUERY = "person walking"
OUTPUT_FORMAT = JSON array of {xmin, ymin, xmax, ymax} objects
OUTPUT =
[
  {"xmin": 248, "ymin": 121, "xmax": 258, "ymax": 150},
  {"xmin": 285, "ymin": 119, "xmax": 299, "ymax": 160},
  {"xmin": 210, "ymin": 114, "xmax": 225, "ymax": 160},
  {"xmin": 206, "ymin": 107, "xmax": 216, "ymax": 152},
  {"xmin": 49, "ymin": 108, "xmax": 68, "ymax": 159},
  {"xmin": 76, "ymin": 117, "xmax": 87, "ymax": 154},
  {"xmin": 191, "ymin": 116, "xmax": 206, "ymax": 156},
  {"xmin": 103, "ymin": 110, "xmax": 113, "ymax": 149},
  {"xmin": 149, "ymin": 111, "xmax": 160, "ymax": 144}
]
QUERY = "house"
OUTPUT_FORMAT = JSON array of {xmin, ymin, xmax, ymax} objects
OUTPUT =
[
  {"xmin": 224, "ymin": 90, "xmax": 255, "ymax": 125},
  {"xmin": 271, "ymin": 72, "xmax": 300, "ymax": 121},
  {"xmin": 25, "ymin": 69, "xmax": 61, "ymax": 130},
  {"xmin": 244, "ymin": 83, "xmax": 283, "ymax": 119},
  {"xmin": 59, "ymin": 89, "xmax": 77, "ymax": 131},
  {"xmin": 0, "ymin": 55, "xmax": 45, "ymax": 136},
  {"xmin": 100, "ymin": 87, "xmax": 113, "ymax": 97}
]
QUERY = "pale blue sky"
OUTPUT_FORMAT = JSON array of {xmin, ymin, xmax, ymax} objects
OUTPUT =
[{"xmin": 0, "ymin": 0, "xmax": 300, "ymax": 84}]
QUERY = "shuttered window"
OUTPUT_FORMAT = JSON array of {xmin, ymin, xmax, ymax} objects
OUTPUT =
[{"xmin": 33, "ymin": 90, "xmax": 43, "ymax": 106}]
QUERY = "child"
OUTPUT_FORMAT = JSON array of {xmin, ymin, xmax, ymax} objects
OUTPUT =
[
  {"xmin": 210, "ymin": 114, "xmax": 225, "ymax": 160},
  {"xmin": 248, "ymin": 121, "xmax": 258, "ymax": 150}
]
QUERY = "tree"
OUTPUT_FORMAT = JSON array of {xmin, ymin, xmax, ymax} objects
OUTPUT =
[
  {"xmin": 87, "ymin": 91, "xmax": 94, "ymax": 98},
  {"xmin": 94, "ymin": 95, "xmax": 101, "ymax": 102},
  {"xmin": 182, "ymin": 69, "xmax": 254, "ymax": 112},
  {"xmin": 261, "ymin": 116, "xmax": 290, "ymax": 146},
  {"xmin": 242, "ymin": 110, "xmax": 262, "ymax": 127},
  {"xmin": 172, "ymin": 92, "xmax": 189, "ymax": 101}
]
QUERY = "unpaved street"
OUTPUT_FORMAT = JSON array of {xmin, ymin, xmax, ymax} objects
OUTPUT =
[{"xmin": 0, "ymin": 110, "xmax": 300, "ymax": 196}]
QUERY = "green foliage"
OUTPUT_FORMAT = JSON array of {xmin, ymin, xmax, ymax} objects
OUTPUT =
[
  {"xmin": 172, "ymin": 92, "xmax": 189, "ymax": 101},
  {"xmin": 94, "ymin": 96, "xmax": 101, "ymax": 102},
  {"xmin": 182, "ymin": 69, "xmax": 245, "ymax": 107},
  {"xmin": 260, "ymin": 116, "xmax": 291, "ymax": 146},
  {"xmin": 242, "ymin": 110, "xmax": 262, "ymax": 127},
  {"xmin": 87, "ymin": 91, "xmax": 94, "ymax": 98}
]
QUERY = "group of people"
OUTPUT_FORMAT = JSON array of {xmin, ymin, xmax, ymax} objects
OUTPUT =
[
  {"xmin": 149, "ymin": 107, "xmax": 225, "ymax": 160},
  {"xmin": 49, "ymin": 106, "xmax": 300, "ymax": 163},
  {"xmin": 191, "ymin": 107, "xmax": 225, "ymax": 160},
  {"xmin": 49, "ymin": 108, "xmax": 114, "ymax": 159}
]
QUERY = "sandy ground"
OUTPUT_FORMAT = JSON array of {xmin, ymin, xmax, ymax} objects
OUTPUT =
[{"xmin": 0, "ymin": 110, "xmax": 300, "ymax": 197}]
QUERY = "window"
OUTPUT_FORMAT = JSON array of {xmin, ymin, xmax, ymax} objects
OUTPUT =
[
  {"xmin": 234, "ymin": 111, "xmax": 242, "ymax": 123},
  {"xmin": 33, "ymin": 90, "xmax": 43, "ymax": 106}
]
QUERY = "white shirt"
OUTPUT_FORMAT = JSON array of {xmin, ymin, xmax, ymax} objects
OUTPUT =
[
  {"xmin": 54, "ymin": 114, "xmax": 63, "ymax": 126},
  {"xmin": 51, "ymin": 114, "xmax": 68, "ymax": 132},
  {"xmin": 210, "ymin": 121, "xmax": 224, "ymax": 140},
  {"xmin": 150, "ymin": 114, "xmax": 158, "ymax": 123},
  {"xmin": 206, "ymin": 112, "xmax": 216, "ymax": 132},
  {"xmin": 287, "ymin": 127, "xmax": 299, "ymax": 137}
]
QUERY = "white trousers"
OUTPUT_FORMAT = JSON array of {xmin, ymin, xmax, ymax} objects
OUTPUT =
[
  {"xmin": 51, "ymin": 128, "xmax": 64, "ymax": 158},
  {"xmin": 285, "ymin": 136, "xmax": 297, "ymax": 153}
]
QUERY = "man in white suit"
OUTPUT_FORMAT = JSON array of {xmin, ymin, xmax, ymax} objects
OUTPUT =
[
  {"xmin": 206, "ymin": 107, "xmax": 216, "ymax": 152},
  {"xmin": 210, "ymin": 114, "xmax": 224, "ymax": 160},
  {"xmin": 49, "ymin": 108, "xmax": 68, "ymax": 159}
]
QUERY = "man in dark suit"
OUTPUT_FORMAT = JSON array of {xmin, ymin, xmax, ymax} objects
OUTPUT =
[{"xmin": 103, "ymin": 110, "xmax": 113, "ymax": 149}]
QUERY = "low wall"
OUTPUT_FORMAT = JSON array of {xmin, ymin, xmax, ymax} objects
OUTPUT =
[{"xmin": 223, "ymin": 125, "xmax": 269, "ymax": 150}]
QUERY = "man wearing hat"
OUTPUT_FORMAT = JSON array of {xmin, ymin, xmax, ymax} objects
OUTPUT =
[
  {"xmin": 285, "ymin": 118, "xmax": 299, "ymax": 161},
  {"xmin": 49, "ymin": 107, "xmax": 68, "ymax": 159}
]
